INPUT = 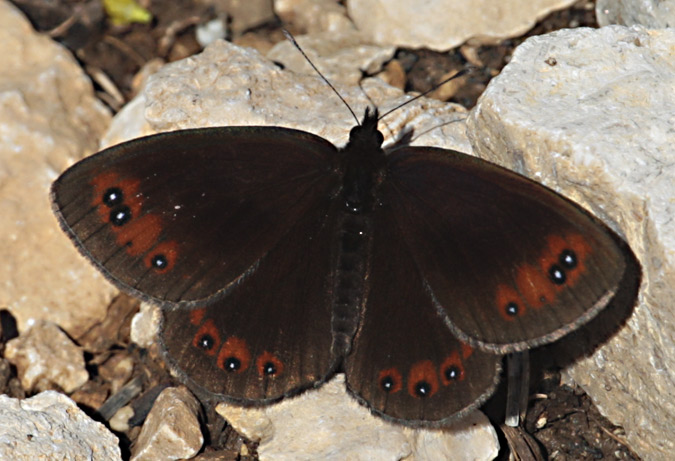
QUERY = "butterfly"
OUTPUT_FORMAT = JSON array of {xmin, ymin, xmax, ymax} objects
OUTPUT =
[{"xmin": 51, "ymin": 101, "xmax": 628, "ymax": 427}]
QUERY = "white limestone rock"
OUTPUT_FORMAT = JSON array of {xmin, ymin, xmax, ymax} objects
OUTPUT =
[
  {"xmin": 217, "ymin": 374, "xmax": 499, "ymax": 461},
  {"xmin": 267, "ymin": 30, "xmax": 396, "ymax": 85},
  {"xmin": 347, "ymin": 0, "xmax": 579, "ymax": 50},
  {"xmin": 0, "ymin": 391, "xmax": 121, "ymax": 460},
  {"xmin": 131, "ymin": 386, "xmax": 204, "ymax": 461},
  {"xmin": 596, "ymin": 0, "xmax": 675, "ymax": 28},
  {"xmin": 5, "ymin": 321, "xmax": 89, "ymax": 393},
  {"xmin": 0, "ymin": 0, "xmax": 113, "ymax": 338},
  {"xmin": 466, "ymin": 25, "xmax": 674, "ymax": 460},
  {"xmin": 103, "ymin": 40, "xmax": 472, "ymax": 153}
]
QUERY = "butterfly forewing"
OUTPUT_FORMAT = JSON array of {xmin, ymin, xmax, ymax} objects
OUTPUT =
[
  {"xmin": 381, "ymin": 146, "xmax": 627, "ymax": 353},
  {"xmin": 51, "ymin": 127, "xmax": 339, "ymax": 305}
]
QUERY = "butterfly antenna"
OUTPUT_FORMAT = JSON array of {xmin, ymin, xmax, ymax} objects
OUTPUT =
[
  {"xmin": 408, "ymin": 115, "xmax": 465, "ymax": 143},
  {"xmin": 377, "ymin": 68, "xmax": 472, "ymax": 122},
  {"xmin": 282, "ymin": 29, "xmax": 361, "ymax": 125}
]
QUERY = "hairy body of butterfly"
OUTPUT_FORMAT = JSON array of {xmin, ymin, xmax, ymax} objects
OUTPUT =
[{"xmin": 51, "ymin": 109, "xmax": 627, "ymax": 426}]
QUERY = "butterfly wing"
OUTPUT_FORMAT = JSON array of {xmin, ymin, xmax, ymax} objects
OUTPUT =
[
  {"xmin": 344, "ymin": 198, "xmax": 501, "ymax": 426},
  {"xmin": 381, "ymin": 146, "xmax": 627, "ymax": 353},
  {"xmin": 51, "ymin": 127, "xmax": 339, "ymax": 305},
  {"xmin": 160, "ymin": 193, "xmax": 343, "ymax": 404}
]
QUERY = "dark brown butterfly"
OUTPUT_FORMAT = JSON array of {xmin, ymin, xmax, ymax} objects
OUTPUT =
[{"xmin": 51, "ymin": 106, "xmax": 628, "ymax": 426}]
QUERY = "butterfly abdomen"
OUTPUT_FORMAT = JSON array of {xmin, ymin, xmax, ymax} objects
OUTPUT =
[{"xmin": 331, "ymin": 211, "xmax": 372, "ymax": 356}]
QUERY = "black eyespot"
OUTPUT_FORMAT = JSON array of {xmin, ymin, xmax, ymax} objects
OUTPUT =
[
  {"xmin": 505, "ymin": 302, "xmax": 519, "ymax": 317},
  {"xmin": 380, "ymin": 376, "xmax": 395, "ymax": 392},
  {"xmin": 224, "ymin": 357, "xmax": 241, "ymax": 372},
  {"xmin": 559, "ymin": 249, "xmax": 577, "ymax": 270},
  {"xmin": 414, "ymin": 381, "xmax": 431, "ymax": 398},
  {"xmin": 444, "ymin": 365, "xmax": 461, "ymax": 381},
  {"xmin": 102, "ymin": 187, "xmax": 123, "ymax": 207},
  {"xmin": 263, "ymin": 362, "xmax": 277, "ymax": 376},
  {"xmin": 549, "ymin": 265, "xmax": 566, "ymax": 285},
  {"xmin": 151, "ymin": 254, "xmax": 167, "ymax": 269},
  {"xmin": 198, "ymin": 334, "xmax": 214, "ymax": 351},
  {"xmin": 109, "ymin": 206, "xmax": 131, "ymax": 226}
]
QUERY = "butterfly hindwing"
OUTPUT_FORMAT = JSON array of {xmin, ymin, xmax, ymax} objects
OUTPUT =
[
  {"xmin": 344, "ymin": 197, "xmax": 501, "ymax": 426},
  {"xmin": 160, "ymin": 189, "xmax": 344, "ymax": 403},
  {"xmin": 51, "ymin": 127, "xmax": 339, "ymax": 306},
  {"xmin": 381, "ymin": 146, "xmax": 627, "ymax": 352}
]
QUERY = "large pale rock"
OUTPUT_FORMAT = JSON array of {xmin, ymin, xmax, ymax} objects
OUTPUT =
[
  {"xmin": 119, "ymin": 40, "xmax": 493, "ymax": 458},
  {"xmin": 0, "ymin": 0, "xmax": 113, "ymax": 337},
  {"xmin": 103, "ymin": 40, "xmax": 471, "ymax": 153},
  {"xmin": 466, "ymin": 26, "xmax": 674, "ymax": 460},
  {"xmin": 218, "ymin": 375, "xmax": 498, "ymax": 461},
  {"xmin": 347, "ymin": 0, "xmax": 579, "ymax": 50},
  {"xmin": 596, "ymin": 0, "xmax": 675, "ymax": 28},
  {"xmin": 267, "ymin": 30, "xmax": 396, "ymax": 84},
  {"xmin": 0, "ymin": 391, "xmax": 121, "ymax": 460}
]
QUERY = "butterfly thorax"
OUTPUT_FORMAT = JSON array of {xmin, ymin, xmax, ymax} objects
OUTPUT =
[{"xmin": 339, "ymin": 108, "xmax": 387, "ymax": 214}]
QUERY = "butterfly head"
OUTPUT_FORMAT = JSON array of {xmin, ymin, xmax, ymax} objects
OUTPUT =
[{"xmin": 348, "ymin": 108, "xmax": 384, "ymax": 152}]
